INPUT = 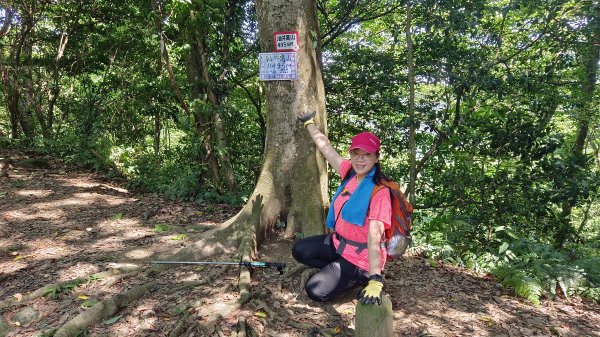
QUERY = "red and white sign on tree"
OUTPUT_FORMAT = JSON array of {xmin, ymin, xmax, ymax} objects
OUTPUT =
[{"xmin": 274, "ymin": 31, "xmax": 299, "ymax": 52}]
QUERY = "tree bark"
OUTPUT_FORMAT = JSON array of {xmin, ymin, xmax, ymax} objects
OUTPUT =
[
  {"xmin": 152, "ymin": 0, "xmax": 190, "ymax": 115},
  {"xmin": 556, "ymin": 2, "xmax": 600, "ymax": 248},
  {"xmin": 192, "ymin": 16, "xmax": 236, "ymax": 191},
  {"xmin": 185, "ymin": 23, "xmax": 223, "ymax": 192},
  {"xmin": 254, "ymin": 0, "xmax": 328, "ymax": 237},
  {"xmin": 405, "ymin": 0, "xmax": 416, "ymax": 203}
]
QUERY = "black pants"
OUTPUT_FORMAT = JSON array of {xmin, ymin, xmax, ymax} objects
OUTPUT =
[{"xmin": 292, "ymin": 234, "xmax": 369, "ymax": 302}]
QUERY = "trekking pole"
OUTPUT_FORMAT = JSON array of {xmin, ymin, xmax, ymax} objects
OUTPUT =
[{"xmin": 150, "ymin": 260, "xmax": 287, "ymax": 274}]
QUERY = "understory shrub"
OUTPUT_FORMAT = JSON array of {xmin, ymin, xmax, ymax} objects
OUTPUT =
[
  {"xmin": 492, "ymin": 239, "xmax": 598, "ymax": 304},
  {"xmin": 414, "ymin": 215, "xmax": 599, "ymax": 304}
]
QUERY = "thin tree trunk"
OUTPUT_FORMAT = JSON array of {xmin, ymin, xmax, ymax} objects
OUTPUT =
[
  {"xmin": 154, "ymin": 107, "xmax": 161, "ymax": 154},
  {"xmin": 0, "ymin": 3, "xmax": 12, "ymax": 38},
  {"xmin": 556, "ymin": 2, "xmax": 599, "ymax": 248},
  {"xmin": 152, "ymin": 0, "xmax": 190, "ymax": 115},
  {"xmin": 185, "ymin": 21, "xmax": 223, "ymax": 192},
  {"xmin": 13, "ymin": 11, "xmax": 34, "ymax": 139},
  {"xmin": 405, "ymin": 0, "xmax": 416, "ymax": 203},
  {"xmin": 194, "ymin": 20, "xmax": 236, "ymax": 191},
  {"xmin": 48, "ymin": 0, "xmax": 81, "ymax": 135}
]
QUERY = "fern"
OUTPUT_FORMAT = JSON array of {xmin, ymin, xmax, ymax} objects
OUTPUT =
[
  {"xmin": 496, "ymin": 267, "xmax": 543, "ymax": 305},
  {"xmin": 581, "ymin": 287, "xmax": 600, "ymax": 303},
  {"xmin": 492, "ymin": 239, "xmax": 593, "ymax": 304},
  {"xmin": 574, "ymin": 256, "xmax": 600, "ymax": 285}
]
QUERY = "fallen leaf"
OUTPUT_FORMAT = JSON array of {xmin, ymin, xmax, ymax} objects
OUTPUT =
[
  {"xmin": 332, "ymin": 326, "xmax": 343, "ymax": 334},
  {"xmin": 343, "ymin": 309, "xmax": 354, "ymax": 315},
  {"xmin": 13, "ymin": 293, "xmax": 23, "ymax": 302},
  {"xmin": 479, "ymin": 315, "xmax": 495, "ymax": 327},
  {"xmin": 254, "ymin": 311, "xmax": 267, "ymax": 318},
  {"xmin": 103, "ymin": 315, "xmax": 123, "ymax": 325},
  {"xmin": 78, "ymin": 295, "xmax": 89, "ymax": 300}
]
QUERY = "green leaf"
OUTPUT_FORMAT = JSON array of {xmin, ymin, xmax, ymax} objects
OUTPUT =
[
  {"xmin": 43, "ymin": 287, "xmax": 59, "ymax": 299},
  {"xmin": 103, "ymin": 315, "xmax": 123, "ymax": 325},
  {"xmin": 172, "ymin": 234, "xmax": 188, "ymax": 241},
  {"xmin": 499, "ymin": 242, "xmax": 510, "ymax": 254},
  {"xmin": 153, "ymin": 224, "xmax": 170, "ymax": 233},
  {"xmin": 81, "ymin": 300, "xmax": 98, "ymax": 307},
  {"xmin": 112, "ymin": 213, "xmax": 123, "ymax": 220}
]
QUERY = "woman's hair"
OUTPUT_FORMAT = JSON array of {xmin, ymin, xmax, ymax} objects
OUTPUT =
[{"xmin": 373, "ymin": 162, "xmax": 386, "ymax": 184}]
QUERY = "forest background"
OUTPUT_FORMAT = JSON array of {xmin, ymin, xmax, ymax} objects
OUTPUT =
[{"xmin": 0, "ymin": 0, "xmax": 599, "ymax": 306}]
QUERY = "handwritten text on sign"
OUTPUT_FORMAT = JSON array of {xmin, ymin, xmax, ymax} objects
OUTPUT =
[
  {"xmin": 259, "ymin": 52, "xmax": 298, "ymax": 81},
  {"xmin": 274, "ymin": 31, "xmax": 299, "ymax": 52}
]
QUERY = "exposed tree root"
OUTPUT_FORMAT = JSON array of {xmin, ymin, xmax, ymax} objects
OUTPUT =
[
  {"xmin": 12, "ymin": 188, "xmax": 278, "ymax": 336},
  {"xmin": 0, "ymin": 268, "xmax": 140, "ymax": 312},
  {"xmin": 253, "ymin": 298, "xmax": 332, "ymax": 336},
  {"xmin": 299, "ymin": 268, "xmax": 318, "ymax": 293},
  {"xmin": 282, "ymin": 263, "xmax": 308, "ymax": 279},
  {"xmin": 168, "ymin": 310, "xmax": 192, "ymax": 337},
  {"xmin": 215, "ymin": 324, "xmax": 226, "ymax": 337},
  {"xmin": 53, "ymin": 281, "xmax": 158, "ymax": 337},
  {"xmin": 234, "ymin": 316, "xmax": 247, "ymax": 337}
]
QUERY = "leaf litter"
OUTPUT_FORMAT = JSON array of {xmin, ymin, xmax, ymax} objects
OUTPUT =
[{"xmin": 0, "ymin": 149, "xmax": 599, "ymax": 337}]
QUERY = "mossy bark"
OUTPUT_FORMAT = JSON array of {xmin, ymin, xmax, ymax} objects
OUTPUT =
[{"xmin": 355, "ymin": 294, "xmax": 394, "ymax": 337}]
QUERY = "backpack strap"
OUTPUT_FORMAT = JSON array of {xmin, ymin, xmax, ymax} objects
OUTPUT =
[
  {"xmin": 376, "ymin": 179, "xmax": 412, "ymax": 236},
  {"xmin": 324, "ymin": 232, "xmax": 384, "ymax": 254}
]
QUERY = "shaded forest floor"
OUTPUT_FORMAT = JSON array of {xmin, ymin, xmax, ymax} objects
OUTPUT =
[{"xmin": 1, "ymin": 148, "xmax": 599, "ymax": 337}]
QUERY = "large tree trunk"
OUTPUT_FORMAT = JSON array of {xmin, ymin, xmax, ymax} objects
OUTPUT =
[{"xmin": 251, "ymin": 0, "xmax": 328, "ymax": 238}]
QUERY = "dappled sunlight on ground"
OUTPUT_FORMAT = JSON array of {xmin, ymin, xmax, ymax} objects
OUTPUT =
[
  {"xmin": 58, "ymin": 262, "xmax": 101, "ymax": 282},
  {"xmin": 2, "ymin": 208, "xmax": 65, "ymax": 222},
  {"xmin": 1, "ymin": 151, "xmax": 599, "ymax": 337},
  {"xmin": 14, "ymin": 189, "xmax": 54, "ymax": 198},
  {"xmin": 124, "ymin": 248, "xmax": 154, "ymax": 260},
  {"xmin": 72, "ymin": 192, "xmax": 133, "ymax": 206}
]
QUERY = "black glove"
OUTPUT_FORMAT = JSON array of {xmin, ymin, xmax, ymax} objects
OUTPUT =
[{"xmin": 298, "ymin": 111, "xmax": 316, "ymax": 127}]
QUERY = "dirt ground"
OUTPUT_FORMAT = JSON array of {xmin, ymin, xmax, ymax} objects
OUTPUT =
[{"xmin": 1, "ymin": 149, "xmax": 599, "ymax": 337}]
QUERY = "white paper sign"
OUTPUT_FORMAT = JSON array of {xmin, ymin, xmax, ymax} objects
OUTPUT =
[
  {"xmin": 259, "ymin": 52, "xmax": 298, "ymax": 81},
  {"xmin": 274, "ymin": 31, "xmax": 299, "ymax": 52}
]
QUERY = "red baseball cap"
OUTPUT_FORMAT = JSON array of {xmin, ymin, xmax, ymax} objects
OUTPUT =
[{"xmin": 349, "ymin": 131, "xmax": 381, "ymax": 153}]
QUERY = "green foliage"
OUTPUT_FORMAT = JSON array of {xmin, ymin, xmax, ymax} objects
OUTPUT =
[
  {"xmin": 171, "ymin": 233, "xmax": 188, "ymax": 241},
  {"xmin": 492, "ymin": 239, "xmax": 596, "ymax": 305},
  {"xmin": 43, "ymin": 280, "xmax": 82, "ymax": 300},
  {"xmin": 103, "ymin": 315, "xmax": 123, "ymax": 325},
  {"xmin": 573, "ymin": 256, "xmax": 600, "ymax": 285},
  {"xmin": 153, "ymin": 224, "xmax": 170, "ymax": 233},
  {"xmin": 495, "ymin": 269, "xmax": 544, "ymax": 305},
  {"xmin": 1, "ymin": 0, "xmax": 599, "ymax": 306},
  {"xmin": 36, "ymin": 329, "xmax": 58, "ymax": 337},
  {"xmin": 415, "ymin": 213, "xmax": 599, "ymax": 304},
  {"xmin": 11, "ymin": 179, "xmax": 26, "ymax": 188}
]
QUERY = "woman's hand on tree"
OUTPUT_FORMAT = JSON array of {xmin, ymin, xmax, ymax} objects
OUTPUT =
[{"xmin": 298, "ymin": 111, "xmax": 316, "ymax": 127}]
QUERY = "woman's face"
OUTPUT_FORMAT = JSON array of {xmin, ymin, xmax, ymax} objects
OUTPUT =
[{"xmin": 349, "ymin": 148, "xmax": 378, "ymax": 179}]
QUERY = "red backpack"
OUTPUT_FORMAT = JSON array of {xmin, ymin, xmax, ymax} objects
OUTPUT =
[{"xmin": 371, "ymin": 178, "xmax": 413, "ymax": 258}]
